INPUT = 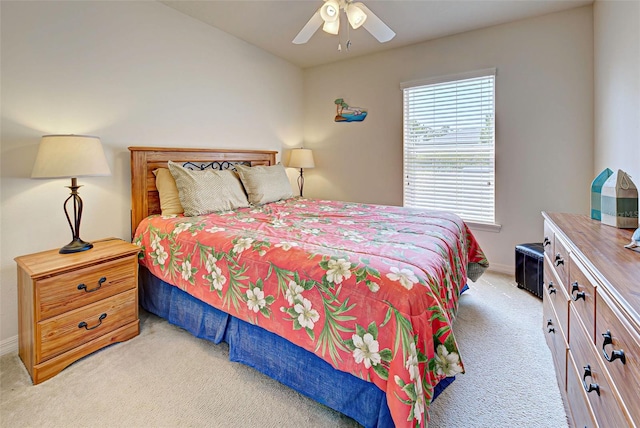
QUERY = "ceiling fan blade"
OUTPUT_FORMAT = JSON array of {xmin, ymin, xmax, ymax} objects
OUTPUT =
[
  {"xmin": 358, "ymin": 3, "xmax": 395, "ymax": 43},
  {"xmin": 292, "ymin": 10, "xmax": 323, "ymax": 44}
]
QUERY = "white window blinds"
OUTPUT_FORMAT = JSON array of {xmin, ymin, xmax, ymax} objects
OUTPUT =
[{"xmin": 402, "ymin": 69, "xmax": 496, "ymax": 224}]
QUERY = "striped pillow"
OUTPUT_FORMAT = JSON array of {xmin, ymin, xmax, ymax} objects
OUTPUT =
[
  {"xmin": 168, "ymin": 161, "xmax": 249, "ymax": 216},
  {"xmin": 235, "ymin": 164, "xmax": 294, "ymax": 205}
]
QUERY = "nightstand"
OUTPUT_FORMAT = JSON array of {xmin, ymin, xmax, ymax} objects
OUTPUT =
[{"xmin": 15, "ymin": 238, "xmax": 140, "ymax": 384}]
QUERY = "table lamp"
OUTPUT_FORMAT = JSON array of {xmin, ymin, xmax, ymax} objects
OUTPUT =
[
  {"xmin": 289, "ymin": 148, "xmax": 315, "ymax": 197},
  {"xmin": 31, "ymin": 135, "xmax": 111, "ymax": 254}
]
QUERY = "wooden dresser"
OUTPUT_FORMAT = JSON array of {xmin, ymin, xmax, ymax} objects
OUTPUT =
[
  {"xmin": 15, "ymin": 239, "xmax": 140, "ymax": 384},
  {"xmin": 542, "ymin": 212, "xmax": 640, "ymax": 427}
]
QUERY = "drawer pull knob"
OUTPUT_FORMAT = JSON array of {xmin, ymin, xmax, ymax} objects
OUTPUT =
[
  {"xmin": 78, "ymin": 313, "xmax": 107, "ymax": 331},
  {"xmin": 543, "ymin": 237, "xmax": 551, "ymax": 247},
  {"xmin": 78, "ymin": 277, "xmax": 107, "ymax": 293},
  {"xmin": 582, "ymin": 365, "xmax": 600, "ymax": 396},
  {"xmin": 571, "ymin": 282, "xmax": 585, "ymax": 301},
  {"xmin": 547, "ymin": 281, "xmax": 556, "ymax": 295},
  {"xmin": 547, "ymin": 319, "xmax": 555, "ymax": 334},
  {"xmin": 602, "ymin": 331, "xmax": 626, "ymax": 365},
  {"xmin": 554, "ymin": 253, "xmax": 564, "ymax": 266}
]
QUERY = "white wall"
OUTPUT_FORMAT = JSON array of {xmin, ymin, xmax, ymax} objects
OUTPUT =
[
  {"xmin": 0, "ymin": 1, "xmax": 303, "ymax": 346},
  {"xmin": 303, "ymin": 6, "xmax": 594, "ymax": 273},
  {"xmin": 5, "ymin": 1, "xmax": 632, "ymax": 348},
  {"xmin": 594, "ymin": 0, "xmax": 640, "ymax": 186}
]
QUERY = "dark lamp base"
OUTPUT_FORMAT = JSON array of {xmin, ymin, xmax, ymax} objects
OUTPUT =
[{"xmin": 59, "ymin": 238, "xmax": 93, "ymax": 254}]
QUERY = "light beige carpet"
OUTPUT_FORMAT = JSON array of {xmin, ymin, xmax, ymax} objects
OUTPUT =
[{"xmin": 0, "ymin": 272, "xmax": 568, "ymax": 428}]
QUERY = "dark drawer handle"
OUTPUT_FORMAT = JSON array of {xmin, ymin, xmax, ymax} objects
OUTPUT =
[
  {"xmin": 547, "ymin": 281, "xmax": 556, "ymax": 295},
  {"xmin": 547, "ymin": 319, "xmax": 555, "ymax": 334},
  {"xmin": 602, "ymin": 330, "xmax": 626, "ymax": 365},
  {"xmin": 78, "ymin": 277, "xmax": 107, "ymax": 293},
  {"xmin": 571, "ymin": 281, "xmax": 585, "ymax": 301},
  {"xmin": 582, "ymin": 365, "xmax": 600, "ymax": 396},
  {"xmin": 554, "ymin": 253, "xmax": 564, "ymax": 266},
  {"xmin": 78, "ymin": 313, "xmax": 107, "ymax": 330},
  {"xmin": 543, "ymin": 237, "xmax": 551, "ymax": 247}
]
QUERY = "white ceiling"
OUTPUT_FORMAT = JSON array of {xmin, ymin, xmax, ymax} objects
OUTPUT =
[{"xmin": 161, "ymin": 0, "xmax": 592, "ymax": 69}]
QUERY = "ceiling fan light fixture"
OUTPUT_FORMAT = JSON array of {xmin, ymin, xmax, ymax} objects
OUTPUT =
[
  {"xmin": 346, "ymin": 3, "xmax": 367, "ymax": 29},
  {"xmin": 320, "ymin": 0, "xmax": 340, "ymax": 23},
  {"xmin": 322, "ymin": 18, "xmax": 340, "ymax": 35},
  {"xmin": 293, "ymin": 0, "xmax": 394, "ymax": 46}
]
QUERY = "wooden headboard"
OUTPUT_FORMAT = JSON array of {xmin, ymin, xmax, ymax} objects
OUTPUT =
[{"xmin": 128, "ymin": 146, "xmax": 277, "ymax": 238}]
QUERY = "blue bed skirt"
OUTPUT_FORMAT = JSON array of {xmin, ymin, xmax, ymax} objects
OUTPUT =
[{"xmin": 138, "ymin": 266, "xmax": 456, "ymax": 427}]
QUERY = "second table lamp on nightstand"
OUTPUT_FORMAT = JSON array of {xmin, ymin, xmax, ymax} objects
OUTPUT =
[
  {"xmin": 31, "ymin": 135, "xmax": 111, "ymax": 254},
  {"xmin": 289, "ymin": 148, "xmax": 315, "ymax": 197}
]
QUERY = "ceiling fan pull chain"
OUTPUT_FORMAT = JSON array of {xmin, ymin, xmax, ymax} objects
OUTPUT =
[
  {"xmin": 346, "ymin": 13, "xmax": 351, "ymax": 52},
  {"xmin": 338, "ymin": 9, "xmax": 344, "ymax": 52}
]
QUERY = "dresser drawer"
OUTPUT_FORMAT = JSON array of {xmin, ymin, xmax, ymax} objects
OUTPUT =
[
  {"xmin": 553, "ymin": 234, "xmax": 570, "ymax": 288},
  {"xmin": 543, "ymin": 293, "xmax": 568, "ymax": 389},
  {"xmin": 568, "ymin": 256, "xmax": 596, "ymax": 339},
  {"xmin": 569, "ymin": 306, "xmax": 629, "ymax": 427},
  {"xmin": 37, "ymin": 289, "xmax": 138, "ymax": 362},
  {"xmin": 596, "ymin": 291, "xmax": 640, "ymax": 424},
  {"xmin": 567, "ymin": 353, "xmax": 598, "ymax": 428},
  {"xmin": 543, "ymin": 222, "xmax": 554, "ymax": 260},
  {"xmin": 37, "ymin": 256, "xmax": 138, "ymax": 320},
  {"xmin": 544, "ymin": 256, "xmax": 570, "ymax": 341}
]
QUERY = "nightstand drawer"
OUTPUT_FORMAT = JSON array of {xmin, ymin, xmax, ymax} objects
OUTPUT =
[
  {"xmin": 37, "ymin": 256, "xmax": 137, "ymax": 320},
  {"xmin": 37, "ymin": 289, "xmax": 137, "ymax": 362}
]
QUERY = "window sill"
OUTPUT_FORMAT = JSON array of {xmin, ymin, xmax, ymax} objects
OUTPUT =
[{"xmin": 466, "ymin": 221, "xmax": 502, "ymax": 233}]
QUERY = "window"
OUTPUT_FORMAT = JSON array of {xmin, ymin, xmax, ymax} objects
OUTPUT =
[{"xmin": 401, "ymin": 69, "xmax": 496, "ymax": 226}]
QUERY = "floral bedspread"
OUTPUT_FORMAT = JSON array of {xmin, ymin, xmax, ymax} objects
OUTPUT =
[{"xmin": 133, "ymin": 198, "xmax": 488, "ymax": 427}]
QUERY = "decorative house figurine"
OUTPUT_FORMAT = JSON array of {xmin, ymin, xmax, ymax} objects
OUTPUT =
[
  {"xmin": 591, "ymin": 168, "xmax": 613, "ymax": 220},
  {"xmin": 601, "ymin": 169, "xmax": 639, "ymax": 229}
]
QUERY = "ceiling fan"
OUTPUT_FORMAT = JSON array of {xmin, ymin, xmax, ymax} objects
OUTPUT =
[{"xmin": 292, "ymin": 0, "xmax": 395, "ymax": 45}]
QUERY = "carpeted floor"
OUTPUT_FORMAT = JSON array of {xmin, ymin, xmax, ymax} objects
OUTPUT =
[{"xmin": 0, "ymin": 271, "xmax": 568, "ymax": 427}]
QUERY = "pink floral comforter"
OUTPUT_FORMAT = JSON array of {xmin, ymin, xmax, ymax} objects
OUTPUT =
[{"xmin": 133, "ymin": 198, "xmax": 488, "ymax": 427}]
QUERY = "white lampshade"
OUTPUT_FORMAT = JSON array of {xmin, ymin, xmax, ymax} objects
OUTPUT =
[
  {"xmin": 289, "ymin": 148, "xmax": 315, "ymax": 169},
  {"xmin": 32, "ymin": 135, "xmax": 111, "ymax": 179},
  {"xmin": 347, "ymin": 3, "xmax": 367, "ymax": 29},
  {"xmin": 322, "ymin": 18, "xmax": 340, "ymax": 35},
  {"xmin": 320, "ymin": 0, "xmax": 340, "ymax": 23}
]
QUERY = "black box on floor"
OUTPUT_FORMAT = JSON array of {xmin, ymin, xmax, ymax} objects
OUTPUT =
[{"xmin": 515, "ymin": 243, "xmax": 544, "ymax": 298}]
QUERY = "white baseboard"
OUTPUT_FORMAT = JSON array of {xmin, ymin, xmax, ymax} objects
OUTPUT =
[
  {"xmin": 1, "ymin": 335, "xmax": 18, "ymax": 356},
  {"xmin": 486, "ymin": 262, "xmax": 513, "ymax": 277}
]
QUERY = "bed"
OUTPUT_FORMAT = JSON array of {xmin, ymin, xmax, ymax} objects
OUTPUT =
[{"xmin": 129, "ymin": 146, "xmax": 489, "ymax": 428}]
